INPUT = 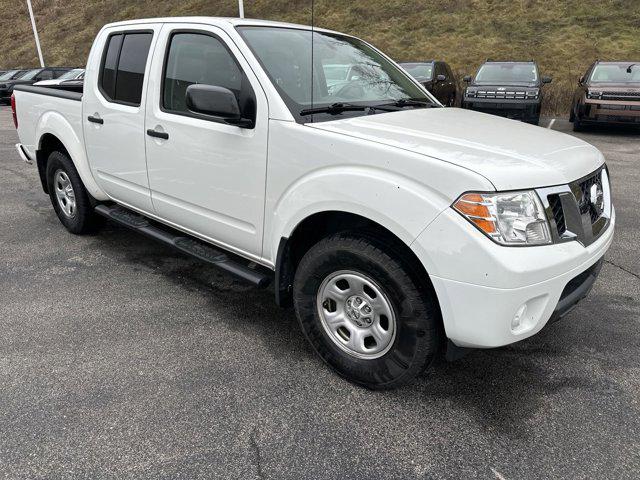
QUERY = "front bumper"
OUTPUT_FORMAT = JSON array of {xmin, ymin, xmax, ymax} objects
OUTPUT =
[
  {"xmin": 462, "ymin": 98, "xmax": 540, "ymax": 121},
  {"xmin": 579, "ymin": 99, "xmax": 640, "ymax": 125},
  {"xmin": 412, "ymin": 205, "xmax": 615, "ymax": 348}
]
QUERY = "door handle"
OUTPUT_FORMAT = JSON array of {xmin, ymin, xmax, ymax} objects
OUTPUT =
[
  {"xmin": 87, "ymin": 115, "xmax": 103, "ymax": 124},
  {"xmin": 147, "ymin": 129, "xmax": 169, "ymax": 140}
]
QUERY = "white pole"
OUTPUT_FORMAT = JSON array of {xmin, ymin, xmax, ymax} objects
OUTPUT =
[
  {"xmin": 238, "ymin": 0, "xmax": 244, "ymax": 18},
  {"xmin": 26, "ymin": 0, "xmax": 45, "ymax": 67}
]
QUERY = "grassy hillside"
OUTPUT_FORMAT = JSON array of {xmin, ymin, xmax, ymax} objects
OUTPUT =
[{"xmin": 1, "ymin": 0, "xmax": 639, "ymax": 114}]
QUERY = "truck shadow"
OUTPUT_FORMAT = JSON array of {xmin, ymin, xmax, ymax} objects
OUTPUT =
[{"xmin": 90, "ymin": 222, "xmax": 626, "ymax": 439}]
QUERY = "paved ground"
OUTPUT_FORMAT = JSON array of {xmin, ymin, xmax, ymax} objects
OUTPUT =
[{"xmin": 0, "ymin": 108, "xmax": 638, "ymax": 479}]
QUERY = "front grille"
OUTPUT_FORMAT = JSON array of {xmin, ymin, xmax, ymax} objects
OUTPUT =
[
  {"xmin": 539, "ymin": 167, "xmax": 610, "ymax": 246},
  {"xmin": 577, "ymin": 170, "xmax": 604, "ymax": 223},
  {"xmin": 548, "ymin": 194, "xmax": 566, "ymax": 235},
  {"xmin": 474, "ymin": 91, "xmax": 534, "ymax": 100},
  {"xmin": 601, "ymin": 91, "xmax": 640, "ymax": 101}
]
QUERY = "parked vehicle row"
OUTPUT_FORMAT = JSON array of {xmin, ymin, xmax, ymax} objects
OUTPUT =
[
  {"xmin": 12, "ymin": 17, "xmax": 614, "ymax": 389},
  {"xmin": 0, "ymin": 66, "xmax": 78, "ymax": 104}
]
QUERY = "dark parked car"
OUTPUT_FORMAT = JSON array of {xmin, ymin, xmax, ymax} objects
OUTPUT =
[
  {"xmin": 461, "ymin": 60, "xmax": 552, "ymax": 125},
  {"xmin": 0, "ymin": 67, "xmax": 73, "ymax": 103},
  {"xmin": 570, "ymin": 61, "xmax": 640, "ymax": 131},
  {"xmin": 399, "ymin": 61, "xmax": 458, "ymax": 106}
]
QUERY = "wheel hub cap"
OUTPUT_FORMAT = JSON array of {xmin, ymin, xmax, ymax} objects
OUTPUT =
[
  {"xmin": 317, "ymin": 270, "xmax": 396, "ymax": 360},
  {"xmin": 53, "ymin": 169, "xmax": 76, "ymax": 218}
]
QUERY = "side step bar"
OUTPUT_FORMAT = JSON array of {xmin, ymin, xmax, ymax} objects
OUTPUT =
[{"xmin": 95, "ymin": 204, "xmax": 272, "ymax": 288}]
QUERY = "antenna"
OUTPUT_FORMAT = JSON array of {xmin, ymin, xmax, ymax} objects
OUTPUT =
[{"xmin": 310, "ymin": 0, "xmax": 315, "ymax": 121}]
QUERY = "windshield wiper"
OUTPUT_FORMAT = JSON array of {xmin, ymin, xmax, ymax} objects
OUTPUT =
[
  {"xmin": 381, "ymin": 98, "xmax": 437, "ymax": 108},
  {"xmin": 299, "ymin": 102, "xmax": 395, "ymax": 117}
]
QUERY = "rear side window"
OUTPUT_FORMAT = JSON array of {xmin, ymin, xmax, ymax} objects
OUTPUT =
[
  {"xmin": 162, "ymin": 32, "xmax": 243, "ymax": 114},
  {"xmin": 100, "ymin": 31, "xmax": 153, "ymax": 106}
]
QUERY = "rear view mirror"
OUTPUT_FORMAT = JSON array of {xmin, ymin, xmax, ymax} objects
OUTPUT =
[
  {"xmin": 541, "ymin": 76, "xmax": 553, "ymax": 84},
  {"xmin": 186, "ymin": 84, "xmax": 254, "ymax": 128},
  {"xmin": 436, "ymin": 74, "xmax": 446, "ymax": 82},
  {"xmin": 463, "ymin": 75, "xmax": 472, "ymax": 83}
]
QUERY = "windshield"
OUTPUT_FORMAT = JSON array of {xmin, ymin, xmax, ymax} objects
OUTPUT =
[
  {"xmin": 238, "ymin": 26, "xmax": 433, "ymax": 122},
  {"xmin": 19, "ymin": 69, "xmax": 43, "ymax": 80},
  {"xmin": 475, "ymin": 63, "xmax": 538, "ymax": 84},
  {"xmin": 58, "ymin": 69, "xmax": 83, "ymax": 80},
  {"xmin": 0, "ymin": 70, "xmax": 18, "ymax": 80},
  {"xmin": 400, "ymin": 63, "xmax": 434, "ymax": 80},
  {"xmin": 590, "ymin": 64, "xmax": 640, "ymax": 83}
]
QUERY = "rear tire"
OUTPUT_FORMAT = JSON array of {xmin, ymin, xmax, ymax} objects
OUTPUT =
[
  {"xmin": 293, "ymin": 233, "xmax": 441, "ymax": 390},
  {"xmin": 45, "ymin": 151, "xmax": 102, "ymax": 234}
]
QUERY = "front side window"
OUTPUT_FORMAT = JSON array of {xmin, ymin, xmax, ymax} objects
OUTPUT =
[
  {"xmin": 238, "ymin": 26, "xmax": 433, "ymax": 122},
  {"xmin": 400, "ymin": 63, "xmax": 434, "ymax": 81},
  {"xmin": 475, "ymin": 63, "xmax": 538, "ymax": 84},
  {"xmin": 0, "ymin": 70, "xmax": 17, "ymax": 80},
  {"xmin": 19, "ymin": 69, "xmax": 43, "ymax": 81},
  {"xmin": 590, "ymin": 64, "xmax": 640, "ymax": 83},
  {"xmin": 163, "ymin": 32, "xmax": 244, "ymax": 115},
  {"xmin": 38, "ymin": 69, "xmax": 54, "ymax": 80},
  {"xmin": 100, "ymin": 31, "xmax": 153, "ymax": 106}
]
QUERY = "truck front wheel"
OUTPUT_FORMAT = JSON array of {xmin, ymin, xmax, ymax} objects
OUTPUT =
[
  {"xmin": 45, "ymin": 151, "xmax": 102, "ymax": 234},
  {"xmin": 293, "ymin": 233, "xmax": 441, "ymax": 389}
]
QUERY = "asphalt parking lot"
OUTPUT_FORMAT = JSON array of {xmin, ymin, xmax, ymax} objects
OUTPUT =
[{"xmin": 0, "ymin": 107, "xmax": 638, "ymax": 479}]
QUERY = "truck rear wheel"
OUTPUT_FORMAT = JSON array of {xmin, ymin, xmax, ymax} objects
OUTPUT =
[
  {"xmin": 45, "ymin": 151, "xmax": 102, "ymax": 234},
  {"xmin": 293, "ymin": 233, "xmax": 441, "ymax": 389}
]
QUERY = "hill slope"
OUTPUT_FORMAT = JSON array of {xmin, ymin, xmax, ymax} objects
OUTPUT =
[{"xmin": 1, "ymin": 0, "xmax": 639, "ymax": 113}]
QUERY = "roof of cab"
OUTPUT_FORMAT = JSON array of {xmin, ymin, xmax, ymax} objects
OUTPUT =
[{"xmin": 103, "ymin": 16, "xmax": 340, "ymax": 34}]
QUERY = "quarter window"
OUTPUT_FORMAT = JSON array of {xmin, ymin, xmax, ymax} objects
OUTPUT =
[
  {"xmin": 100, "ymin": 32, "xmax": 153, "ymax": 106},
  {"xmin": 163, "ymin": 32, "xmax": 244, "ymax": 115}
]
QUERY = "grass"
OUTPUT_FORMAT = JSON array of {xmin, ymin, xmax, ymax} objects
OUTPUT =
[{"xmin": 1, "ymin": 0, "xmax": 639, "ymax": 114}]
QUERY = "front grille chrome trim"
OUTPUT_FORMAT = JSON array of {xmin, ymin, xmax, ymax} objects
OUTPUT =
[{"xmin": 536, "ymin": 167, "xmax": 612, "ymax": 247}]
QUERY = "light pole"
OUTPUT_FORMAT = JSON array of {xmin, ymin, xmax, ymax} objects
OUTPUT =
[
  {"xmin": 238, "ymin": 0, "xmax": 244, "ymax": 18},
  {"xmin": 26, "ymin": 0, "xmax": 45, "ymax": 67}
]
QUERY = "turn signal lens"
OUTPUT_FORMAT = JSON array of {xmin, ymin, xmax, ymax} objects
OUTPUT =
[{"xmin": 453, "ymin": 191, "xmax": 552, "ymax": 246}]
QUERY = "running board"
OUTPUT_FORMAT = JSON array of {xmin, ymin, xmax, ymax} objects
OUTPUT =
[{"xmin": 95, "ymin": 204, "xmax": 272, "ymax": 288}]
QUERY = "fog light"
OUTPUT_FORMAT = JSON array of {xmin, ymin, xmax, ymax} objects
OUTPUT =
[{"xmin": 511, "ymin": 304, "xmax": 527, "ymax": 331}]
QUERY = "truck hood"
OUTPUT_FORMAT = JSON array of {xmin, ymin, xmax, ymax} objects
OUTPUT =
[{"xmin": 309, "ymin": 108, "xmax": 604, "ymax": 190}]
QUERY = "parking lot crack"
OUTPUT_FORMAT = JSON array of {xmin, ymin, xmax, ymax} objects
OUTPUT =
[
  {"xmin": 605, "ymin": 259, "xmax": 640, "ymax": 282},
  {"xmin": 249, "ymin": 426, "xmax": 265, "ymax": 479}
]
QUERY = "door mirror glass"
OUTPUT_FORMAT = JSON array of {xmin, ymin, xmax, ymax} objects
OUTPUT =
[
  {"xmin": 578, "ymin": 75, "xmax": 585, "ymax": 84},
  {"xmin": 436, "ymin": 74, "xmax": 446, "ymax": 82},
  {"xmin": 463, "ymin": 75, "xmax": 472, "ymax": 83}
]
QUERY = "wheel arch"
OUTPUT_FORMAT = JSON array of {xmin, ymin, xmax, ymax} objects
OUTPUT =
[
  {"xmin": 274, "ymin": 210, "xmax": 442, "ymax": 325},
  {"xmin": 34, "ymin": 114, "xmax": 108, "ymax": 201}
]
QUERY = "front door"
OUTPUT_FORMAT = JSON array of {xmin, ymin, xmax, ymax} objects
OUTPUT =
[{"xmin": 144, "ymin": 24, "xmax": 269, "ymax": 260}]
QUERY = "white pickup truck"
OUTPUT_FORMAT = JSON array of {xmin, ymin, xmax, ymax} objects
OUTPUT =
[{"xmin": 13, "ymin": 17, "xmax": 614, "ymax": 389}]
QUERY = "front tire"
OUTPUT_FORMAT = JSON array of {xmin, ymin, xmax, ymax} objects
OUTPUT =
[
  {"xmin": 293, "ymin": 233, "xmax": 441, "ymax": 390},
  {"xmin": 46, "ymin": 151, "xmax": 102, "ymax": 234}
]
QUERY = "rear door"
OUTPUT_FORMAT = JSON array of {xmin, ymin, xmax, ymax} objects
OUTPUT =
[
  {"xmin": 143, "ymin": 23, "xmax": 269, "ymax": 260},
  {"xmin": 83, "ymin": 24, "xmax": 159, "ymax": 212}
]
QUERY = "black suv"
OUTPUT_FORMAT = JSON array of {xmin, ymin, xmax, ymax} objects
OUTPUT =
[
  {"xmin": 461, "ymin": 60, "xmax": 552, "ymax": 125},
  {"xmin": 0, "ymin": 67, "xmax": 73, "ymax": 103},
  {"xmin": 399, "ymin": 60, "xmax": 458, "ymax": 106}
]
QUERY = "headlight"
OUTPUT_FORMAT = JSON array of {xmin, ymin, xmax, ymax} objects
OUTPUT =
[
  {"xmin": 526, "ymin": 89, "xmax": 539, "ymax": 98},
  {"xmin": 453, "ymin": 191, "xmax": 551, "ymax": 246},
  {"xmin": 587, "ymin": 91, "xmax": 603, "ymax": 99},
  {"xmin": 0, "ymin": 84, "xmax": 6, "ymax": 89},
  {"xmin": 465, "ymin": 88, "xmax": 477, "ymax": 97}
]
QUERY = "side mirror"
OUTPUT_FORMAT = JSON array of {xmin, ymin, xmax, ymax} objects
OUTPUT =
[
  {"xmin": 436, "ymin": 74, "xmax": 446, "ymax": 82},
  {"xmin": 463, "ymin": 75, "xmax": 472, "ymax": 83},
  {"xmin": 541, "ymin": 76, "xmax": 552, "ymax": 84},
  {"xmin": 578, "ymin": 75, "xmax": 585, "ymax": 85},
  {"xmin": 186, "ymin": 84, "xmax": 253, "ymax": 127}
]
